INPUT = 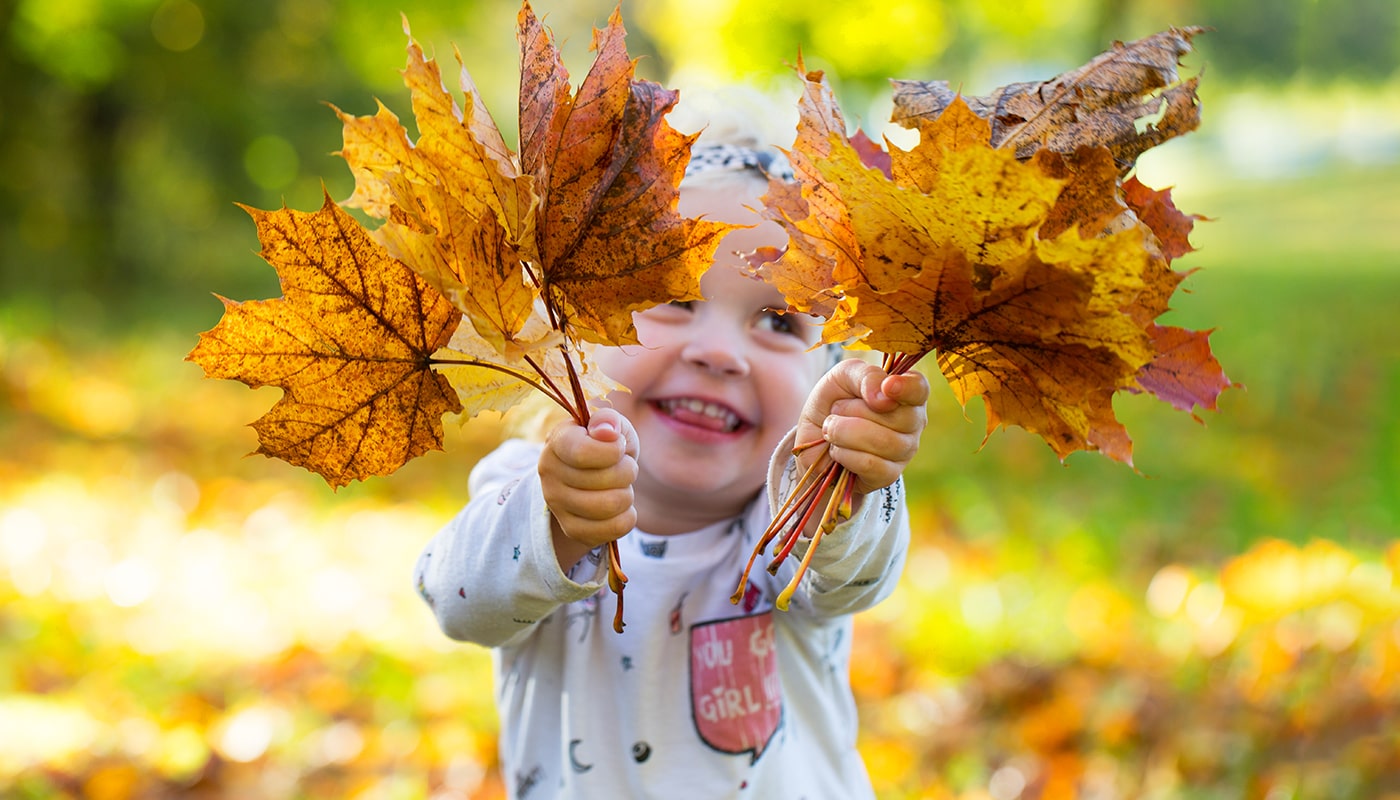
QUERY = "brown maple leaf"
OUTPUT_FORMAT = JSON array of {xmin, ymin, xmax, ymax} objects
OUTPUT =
[
  {"xmin": 187, "ymin": 194, "xmax": 462, "ymax": 488},
  {"xmin": 517, "ymin": 4, "xmax": 734, "ymax": 346},
  {"xmin": 891, "ymin": 27, "xmax": 1207, "ymax": 173}
]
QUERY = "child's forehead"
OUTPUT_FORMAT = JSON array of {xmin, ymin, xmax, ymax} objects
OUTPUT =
[
  {"xmin": 677, "ymin": 174, "xmax": 768, "ymax": 221},
  {"xmin": 698, "ymin": 259, "xmax": 781, "ymax": 300}
]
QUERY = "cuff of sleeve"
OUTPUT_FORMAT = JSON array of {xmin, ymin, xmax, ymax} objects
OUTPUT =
[{"xmin": 526, "ymin": 474, "xmax": 610, "ymax": 601}]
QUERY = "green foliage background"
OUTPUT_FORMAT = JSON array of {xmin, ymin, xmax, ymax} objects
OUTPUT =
[{"xmin": 2, "ymin": 0, "xmax": 1398, "ymax": 798}]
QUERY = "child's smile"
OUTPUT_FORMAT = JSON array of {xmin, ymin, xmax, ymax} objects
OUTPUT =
[
  {"xmin": 592, "ymin": 181, "xmax": 828, "ymax": 534},
  {"xmin": 650, "ymin": 396, "xmax": 751, "ymax": 438}
]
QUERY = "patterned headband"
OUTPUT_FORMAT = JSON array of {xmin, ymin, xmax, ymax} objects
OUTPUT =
[{"xmin": 683, "ymin": 142, "xmax": 795, "ymax": 182}]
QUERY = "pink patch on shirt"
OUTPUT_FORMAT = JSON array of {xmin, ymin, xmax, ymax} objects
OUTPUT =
[{"xmin": 689, "ymin": 612, "xmax": 782, "ymax": 763}]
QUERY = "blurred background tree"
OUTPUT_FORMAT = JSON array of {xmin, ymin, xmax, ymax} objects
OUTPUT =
[
  {"xmin": 2, "ymin": 1, "xmax": 1398, "ymax": 798},
  {"xmin": 3, "ymin": 0, "xmax": 1396, "ymax": 331}
]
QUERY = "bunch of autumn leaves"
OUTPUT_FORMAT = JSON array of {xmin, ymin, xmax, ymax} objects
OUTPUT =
[{"xmin": 189, "ymin": 3, "xmax": 1232, "ymax": 629}]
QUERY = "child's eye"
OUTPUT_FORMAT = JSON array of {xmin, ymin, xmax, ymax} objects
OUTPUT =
[
  {"xmin": 755, "ymin": 309, "xmax": 805, "ymax": 337},
  {"xmin": 640, "ymin": 300, "xmax": 695, "ymax": 323}
]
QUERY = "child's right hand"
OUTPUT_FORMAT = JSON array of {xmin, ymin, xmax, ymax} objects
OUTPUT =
[{"xmin": 538, "ymin": 408, "xmax": 640, "ymax": 570}]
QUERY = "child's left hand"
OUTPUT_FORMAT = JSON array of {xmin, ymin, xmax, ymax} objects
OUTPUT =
[{"xmin": 797, "ymin": 359, "xmax": 930, "ymax": 496}]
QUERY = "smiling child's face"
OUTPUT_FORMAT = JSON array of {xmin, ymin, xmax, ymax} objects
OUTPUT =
[{"xmin": 593, "ymin": 178, "xmax": 829, "ymax": 534}]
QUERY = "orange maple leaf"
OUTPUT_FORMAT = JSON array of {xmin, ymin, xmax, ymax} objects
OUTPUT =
[
  {"xmin": 187, "ymin": 194, "xmax": 462, "ymax": 488},
  {"xmin": 766, "ymin": 49, "xmax": 1232, "ymax": 465},
  {"xmin": 747, "ymin": 57, "xmax": 861, "ymax": 317},
  {"xmin": 815, "ymin": 110, "xmax": 1155, "ymax": 463}
]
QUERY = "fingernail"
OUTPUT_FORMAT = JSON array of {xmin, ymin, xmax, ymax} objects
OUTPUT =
[{"xmin": 822, "ymin": 416, "xmax": 834, "ymax": 440}]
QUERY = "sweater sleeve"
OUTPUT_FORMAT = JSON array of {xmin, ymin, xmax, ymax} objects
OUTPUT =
[
  {"xmin": 413, "ymin": 439, "xmax": 610, "ymax": 648},
  {"xmin": 763, "ymin": 429, "xmax": 911, "ymax": 618}
]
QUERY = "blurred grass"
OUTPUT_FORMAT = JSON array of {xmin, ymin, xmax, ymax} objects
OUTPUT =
[{"xmin": 2, "ymin": 163, "xmax": 1399, "ymax": 798}]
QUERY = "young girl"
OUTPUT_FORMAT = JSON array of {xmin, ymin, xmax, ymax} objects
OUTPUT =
[{"xmin": 414, "ymin": 130, "xmax": 930, "ymax": 798}]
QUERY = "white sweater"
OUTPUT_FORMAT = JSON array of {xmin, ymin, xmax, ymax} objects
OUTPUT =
[{"xmin": 414, "ymin": 435, "xmax": 910, "ymax": 799}]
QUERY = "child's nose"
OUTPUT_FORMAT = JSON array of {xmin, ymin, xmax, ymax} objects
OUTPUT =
[{"xmin": 681, "ymin": 330, "xmax": 750, "ymax": 377}]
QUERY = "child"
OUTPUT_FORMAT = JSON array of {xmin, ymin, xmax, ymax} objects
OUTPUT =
[{"xmin": 414, "ymin": 130, "xmax": 930, "ymax": 798}]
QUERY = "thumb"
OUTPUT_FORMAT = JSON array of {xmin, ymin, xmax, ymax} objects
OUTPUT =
[
  {"xmin": 587, "ymin": 412, "xmax": 620, "ymax": 443},
  {"xmin": 587, "ymin": 408, "xmax": 640, "ymax": 459}
]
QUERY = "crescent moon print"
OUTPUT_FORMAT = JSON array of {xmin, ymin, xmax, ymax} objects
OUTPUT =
[{"xmin": 569, "ymin": 739, "xmax": 593, "ymax": 773}]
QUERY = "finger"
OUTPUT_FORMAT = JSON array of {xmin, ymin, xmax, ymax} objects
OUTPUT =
[
  {"xmin": 552, "ymin": 484, "xmax": 636, "ymax": 523},
  {"xmin": 548, "ymin": 420, "xmax": 628, "ymax": 471},
  {"xmin": 540, "ymin": 442, "xmax": 637, "ymax": 491},
  {"xmin": 858, "ymin": 365, "xmax": 898, "ymax": 413},
  {"xmin": 825, "ymin": 443, "xmax": 901, "ymax": 494},
  {"xmin": 823, "ymin": 415, "xmax": 919, "ymax": 465},
  {"xmin": 826, "ymin": 397, "xmax": 927, "ymax": 435},
  {"xmin": 589, "ymin": 407, "xmax": 641, "ymax": 459},
  {"xmin": 881, "ymin": 371, "xmax": 931, "ymax": 407},
  {"xmin": 552, "ymin": 504, "xmax": 637, "ymax": 549},
  {"xmin": 802, "ymin": 360, "xmax": 888, "ymax": 426}
]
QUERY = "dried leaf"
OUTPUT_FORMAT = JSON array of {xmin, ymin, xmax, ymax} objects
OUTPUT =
[
  {"xmin": 891, "ymin": 27, "xmax": 1207, "ymax": 172},
  {"xmin": 187, "ymin": 194, "xmax": 462, "ymax": 487}
]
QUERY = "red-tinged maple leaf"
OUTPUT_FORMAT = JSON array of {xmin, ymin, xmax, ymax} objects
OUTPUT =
[
  {"xmin": 1136, "ymin": 325, "xmax": 1235, "ymax": 420},
  {"xmin": 187, "ymin": 194, "xmax": 462, "ymax": 488},
  {"xmin": 1122, "ymin": 176, "xmax": 1207, "ymax": 261}
]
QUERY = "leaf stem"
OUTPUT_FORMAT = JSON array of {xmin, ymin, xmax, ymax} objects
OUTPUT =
[
  {"xmin": 731, "ymin": 451, "xmax": 832, "ymax": 604},
  {"xmin": 606, "ymin": 541, "xmax": 628, "ymax": 632},
  {"xmin": 775, "ymin": 468, "xmax": 854, "ymax": 610},
  {"xmin": 558, "ymin": 342, "xmax": 591, "ymax": 426},
  {"xmin": 767, "ymin": 461, "xmax": 840, "ymax": 573},
  {"xmin": 520, "ymin": 353, "xmax": 581, "ymax": 424},
  {"xmin": 428, "ymin": 355, "xmax": 571, "ymax": 410}
]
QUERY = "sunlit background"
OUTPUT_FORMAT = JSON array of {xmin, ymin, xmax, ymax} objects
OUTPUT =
[{"xmin": 2, "ymin": 0, "xmax": 1398, "ymax": 798}]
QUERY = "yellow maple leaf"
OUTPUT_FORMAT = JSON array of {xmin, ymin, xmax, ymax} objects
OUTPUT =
[
  {"xmin": 187, "ymin": 194, "xmax": 462, "ymax": 488},
  {"xmin": 750, "ymin": 57, "xmax": 859, "ymax": 316}
]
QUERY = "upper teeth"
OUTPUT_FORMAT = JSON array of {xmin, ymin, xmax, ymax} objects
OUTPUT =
[{"xmin": 661, "ymin": 398, "xmax": 741, "ymax": 430}]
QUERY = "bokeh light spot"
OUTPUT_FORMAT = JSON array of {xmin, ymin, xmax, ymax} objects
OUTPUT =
[
  {"xmin": 152, "ymin": 0, "xmax": 206, "ymax": 53},
  {"xmin": 1147, "ymin": 564, "xmax": 1192, "ymax": 618},
  {"xmin": 216, "ymin": 707, "xmax": 278, "ymax": 763},
  {"xmin": 244, "ymin": 135, "xmax": 300, "ymax": 190},
  {"xmin": 105, "ymin": 557, "xmax": 159, "ymax": 608},
  {"xmin": 961, "ymin": 583, "xmax": 1004, "ymax": 630}
]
